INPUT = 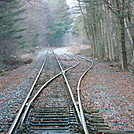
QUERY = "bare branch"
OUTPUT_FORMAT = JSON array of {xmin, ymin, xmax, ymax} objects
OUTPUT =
[{"xmin": 104, "ymin": 0, "xmax": 117, "ymax": 14}]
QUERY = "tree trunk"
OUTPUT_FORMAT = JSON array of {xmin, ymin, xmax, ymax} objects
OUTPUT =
[
  {"xmin": 119, "ymin": 17, "xmax": 128, "ymax": 69},
  {"xmin": 102, "ymin": 4, "xmax": 109, "ymax": 59},
  {"xmin": 124, "ymin": 18, "xmax": 134, "ymax": 64}
]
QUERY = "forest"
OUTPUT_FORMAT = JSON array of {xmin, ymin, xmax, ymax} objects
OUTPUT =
[
  {"xmin": 0, "ymin": 0, "xmax": 134, "ymax": 70},
  {"xmin": 75, "ymin": 0, "xmax": 134, "ymax": 70},
  {"xmin": 0, "ymin": 1, "xmax": 134, "ymax": 133},
  {"xmin": 0, "ymin": 0, "xmax": 72, "ymax": 65}
]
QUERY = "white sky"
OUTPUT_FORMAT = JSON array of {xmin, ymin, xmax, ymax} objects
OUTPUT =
[{"xmin": 66, "ymin": 0, "xmax": 78, "ymax": 8}]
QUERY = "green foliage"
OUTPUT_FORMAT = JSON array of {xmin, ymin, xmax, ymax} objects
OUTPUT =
[
  {"xmin": 0, "ymin": 0, "xmax": 26, "ymax": 60},
  {"xmin": 18, "ymin": 40, "xmax": 27, "ymax": 48},
  {"xmin": 71, "ymin": 24, "xmax": 79, "ymax": 36},
  {"xmin": 14, "ymin": 35, "xmax": 23, "ymax": 39},
  {"xmin": 0, "ymin": 1, "xmax": 25, "ymax": 40},
  {"xmin": 32, "ymin": 33, "xmax": 40, "ymax": 48},
  {"xmin": 46, "ymin": 0, "xmax": 72, "ymax": 46}
]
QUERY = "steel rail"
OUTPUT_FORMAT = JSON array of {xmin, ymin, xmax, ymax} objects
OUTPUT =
[
  {"xmin": 58, "ymin": 52, "xmax": 93, "ymax": 134},
  {"xmin": 63, "ymin": 52, "xmax": 92, "ymax": 134},
  {"xmin": 16, "ymin": 49, "xmax": 80, "ymax": 128},
  {"xmin": 20, "ymin": 72, "xmax": 63, "ymax": 125},
  {"xmin": 8, "ymin": 50, "xmax": 48, "ymax": 134},
  {"xmin": 77, "ymin": 55, "xmax": 93, "ymax": 134},
  {"xmin": 53, "ymin": 51, "xmax": 83, "ymax": 125},
  {"xmin": 8, "ymin": 49, "xmax": 87, "ymax": 134}
]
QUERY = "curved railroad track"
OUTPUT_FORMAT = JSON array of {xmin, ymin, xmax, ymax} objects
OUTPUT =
[
  {"xmin": 6, "ymin": 49, "xmax": 92, "ymax": 134},
  {"xmin": 2, "ymin": 49, "xmax": 133, "ymax": 134}
]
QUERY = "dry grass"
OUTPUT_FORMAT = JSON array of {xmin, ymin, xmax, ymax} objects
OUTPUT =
[{"xmin": 67, "ymin": 44, "xmax": 91, "ymax": 54}]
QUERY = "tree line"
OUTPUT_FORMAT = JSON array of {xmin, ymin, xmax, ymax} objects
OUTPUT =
[
  {"xmin": 46, "ymin": 0, "xmax": 72, "ymax": 46},
  {"xmin": 0, "ymin": 0, "xmax": 71, "ymax": 64},
  {"xmin": 0, "ymin": 0, "xmax": 26, "ymax": 64},
  {"xmin": 76, "ymin": 0, "xmax": 134, "ymax": 69}
]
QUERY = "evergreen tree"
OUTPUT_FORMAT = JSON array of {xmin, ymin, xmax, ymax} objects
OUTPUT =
[
  {"xmin": 0, "ymin": 0, "xmax": 25, "ymax": 63},
  {"xmin": 46, "ymin": 0, "xmax": 72, "ymax": 46}
]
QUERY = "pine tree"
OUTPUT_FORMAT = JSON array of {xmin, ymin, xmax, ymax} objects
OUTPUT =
[
  {"xmin": 46, "ymin": 0, "xmax": 72, "ymax": 46},
  {"xmin": 0, "ymin": 0, "xmax": 25, "ymax": 63}
]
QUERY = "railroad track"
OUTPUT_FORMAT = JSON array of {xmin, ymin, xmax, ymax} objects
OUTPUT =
[
  {"xmin": 6, "ymin": 49, "xmax": 88, "ymax": 134},
  {"xmin": 1, "ymin": 49, "xmax": 134, "ymax": 134}
]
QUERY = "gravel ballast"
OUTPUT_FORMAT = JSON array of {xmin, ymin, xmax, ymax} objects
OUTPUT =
[{"xmin": 0, "ymin": 52, "xmax": 46, "ymax": 123}]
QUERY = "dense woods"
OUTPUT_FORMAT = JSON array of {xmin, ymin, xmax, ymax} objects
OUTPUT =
[
  {"xmin": 0, "ymin": 0, "xmax": 71, "ymax": 64},
  {"xmin": 0, "ymin": 0, "xmax": 134, "ymax": 70},
  {"xmin": 76, "ymin": 0, "xmax": 134, "ymax": 69},
  {"xmin": 46, "ymin": 0, "xmax": 72, "ymax": 46},
  {"xmin": 0, "ymin": 0, "xmax": 25, "ymax": 64}
]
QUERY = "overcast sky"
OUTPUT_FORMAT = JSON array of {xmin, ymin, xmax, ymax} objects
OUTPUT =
[{"xmin": 66, "ymin": 0, "xmax": 78, "ymax": 8}]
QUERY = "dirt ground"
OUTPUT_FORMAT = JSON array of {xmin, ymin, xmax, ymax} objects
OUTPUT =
[
  {"xmin": 68, "ymin": 45, "xmax": 134, "ymax": 130},
  {"xmin": 0, "ymin": 45, "xmax": 134, "ymax": 131}
]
